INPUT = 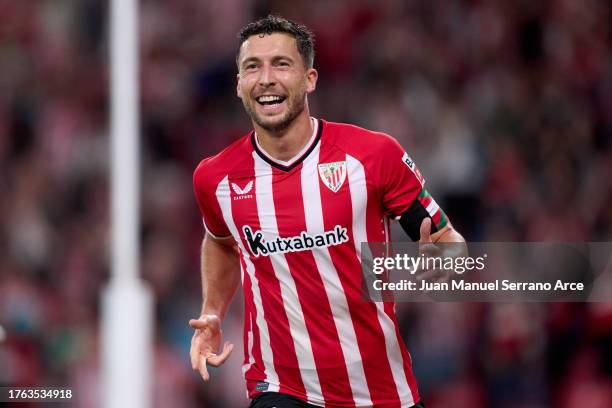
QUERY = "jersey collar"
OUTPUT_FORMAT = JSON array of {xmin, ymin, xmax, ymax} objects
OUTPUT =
[{"xmin": 251, "ymin": 118, "xmax": 323, "ymax": 172}]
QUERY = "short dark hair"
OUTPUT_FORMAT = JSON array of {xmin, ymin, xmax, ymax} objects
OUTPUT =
[{"xmin": 237, "ymin": 14, "xmax": 315, "ymax": 69}]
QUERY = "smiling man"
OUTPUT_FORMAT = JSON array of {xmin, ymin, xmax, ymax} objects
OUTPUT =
[{"xmin": 189, "ymin": 15, "xmax": 465, "ymax": 408}]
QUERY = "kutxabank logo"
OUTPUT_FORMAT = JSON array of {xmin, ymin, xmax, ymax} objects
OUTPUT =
[{"xmin": 242, "ymin": 225, "xmax": 349, "ymax": 257}]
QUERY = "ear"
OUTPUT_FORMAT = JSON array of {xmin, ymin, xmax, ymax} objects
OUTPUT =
[
  {"xmin": 236, "ymin": 74, "xmax": 241, "ymax": 98},
  {"xmin": 305, "ymin": 68, "xmax": 318, "ymax": 94}
]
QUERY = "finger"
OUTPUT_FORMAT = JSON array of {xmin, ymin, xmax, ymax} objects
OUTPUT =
[
  {"xmin": 190, "ymin": 315, "xmax": 221, "ymax": 332},
  {"xmin": 198, "ymin": 354, "xmax": 210, "ymax": 381},
  {"xmin": 207, "ymin": 342, "xmax": 234, "ymax": 367},
  {"xmin": 190, "ymin": 334, "xmax": 201, "ymax": 369},
  {"xmin": 189, "ymin": 335, "xmax": 199, "ymax": 370},
  {"xmin": 436, "ymin": 272, "xmax": 451, "ymax": 284},
  {"xmin": 419, "ymin": 244, "xmax": 441, "ymax": 257},
  {"xmin": 419, "ymin": 218, "xmax": 433, "ymax": 243},
  {"xmin": 416, "ymin": 269, "xmax": 444, "ymax": 281}
]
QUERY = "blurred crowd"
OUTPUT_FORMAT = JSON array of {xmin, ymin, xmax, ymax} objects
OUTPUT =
[{"xmin": 0, "ymin": 0, "xmax": 611, "ymax": 407}]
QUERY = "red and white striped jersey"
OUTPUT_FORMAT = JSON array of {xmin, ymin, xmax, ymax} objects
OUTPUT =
[{"xmin": 193, "ymin": 119, "xmax": 447, "ymax": 407}]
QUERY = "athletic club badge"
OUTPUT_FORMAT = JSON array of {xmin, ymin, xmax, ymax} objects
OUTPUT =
[{"xmin": 318, "ymin": 161, "xmax": 347, "ymax": 193}]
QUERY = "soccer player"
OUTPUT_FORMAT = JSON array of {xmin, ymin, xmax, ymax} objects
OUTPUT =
[{"xmin": 189, "ymin": 15, "xmax": 466, "ymax": 408}]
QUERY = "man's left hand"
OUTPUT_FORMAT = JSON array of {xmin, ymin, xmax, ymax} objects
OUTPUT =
[{"xmin": 416, "ymin": 218, "xmax": 453, "ymax": 284}]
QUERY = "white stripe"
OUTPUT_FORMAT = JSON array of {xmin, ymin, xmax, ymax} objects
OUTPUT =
[
  {"xmin": 253, "ymin": 153, "xmax": 324, "ymax": 404},
  {"xmin": 384, "ymin": 217, "xmax": 390, "ymax": 244},
  {"xmin": 241, "ymin": 307, "xmax": 256, "ymax": 377},
  {"xmin": 215, "ymin": 176, "xmax": 280, "ymax": 392},
  {"xmin": 384, "ymin": 216, "xmax": 391, "ymax": 259},
  {"xmin": 346, "ymin": 154, "xmax": 416, "ymax": 406},
  {"xmin": 301, "ymin": 148, "xmax": 373, "ymax": 407},
  {"xmin": 425, "ymin": 199, "xmax": 439, "ymax": 217}
]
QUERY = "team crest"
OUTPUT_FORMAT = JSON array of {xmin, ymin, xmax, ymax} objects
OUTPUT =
[{"xmin": 318, "ymin": 161, "xmax": 347, "ymax": 193}]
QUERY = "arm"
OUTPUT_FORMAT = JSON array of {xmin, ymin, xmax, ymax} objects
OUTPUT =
[
  {"xmin": 199, "ymin": 234, "xmax": 241, "ymax": 319},
  {"xmin": 375, "ymin": 135, "xmax": 467, "ymax": 280},
  {"xmin": 189, "ymin": 234, "xmax": 241, "ymax": 381}
]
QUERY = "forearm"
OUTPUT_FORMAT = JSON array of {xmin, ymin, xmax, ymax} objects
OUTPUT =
[{"xmin": 200, "ymin": 235, "xmax": 241, "ymax": 320}]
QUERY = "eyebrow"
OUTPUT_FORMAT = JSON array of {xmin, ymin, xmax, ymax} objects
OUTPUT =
[
  {"xmin": 241, "ymin": 57, "xmax": 259, "ymax": 67},
  {"xmin": 240, "ymin": 55, "xmax": 294, "ymax": 68}
]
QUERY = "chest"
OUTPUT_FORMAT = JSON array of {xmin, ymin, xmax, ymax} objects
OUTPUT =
[{"xmin": 226, "ymin": 159, "xmax": 370, "ymax": 239}]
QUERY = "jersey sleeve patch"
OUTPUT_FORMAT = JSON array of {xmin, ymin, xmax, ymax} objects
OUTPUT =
[
  {"xmin": 401, "ymin": 152, "xmax": 425, "ymax": 186},
  {"xmin": 380, "ymin": 137, "xmax": 426, "ymax": 217}
]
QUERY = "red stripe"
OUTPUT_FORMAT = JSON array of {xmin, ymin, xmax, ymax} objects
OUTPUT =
[
  {"xmin": 230, "ymin": 155, "xmax": 306, "ymax": 398},
  {"xmin": 431, "ymin": 209, "xmax": 441, "ymax": 226},
  {"xmin": 272, "ymin": 162, "xmax": 354, "ymax": 405},
  {"xmin": 418, "ymin": 194, "xmax": 442, "ymax": 227},
  {"xmin": 241, "ymin": 259, "xmax": 267, "ymax": 395},
  {"xmin": 318, "ymin": 148, "xmax": 401, "ymax": 406},
  {"xmin": 418, "ymin": 195, "xmax": 432, "ymax": 209}
]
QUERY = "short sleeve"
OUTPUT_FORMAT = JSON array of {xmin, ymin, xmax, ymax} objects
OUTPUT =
[
  {"xmin": 377, "ymin": 135, "xmax": 450, "ymax": 240},
  {"xmin": 193, "ymin": 160, "xmax": 232, "ymax": 239},
  {"xmin": 379, "ymin": 136, "xmax": 426, "ymax": 218}
]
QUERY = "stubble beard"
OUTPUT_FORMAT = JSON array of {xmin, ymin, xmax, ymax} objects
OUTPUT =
[{"xmin": 243, "ymin": 91, "xmax": 306, "ymax": 135}]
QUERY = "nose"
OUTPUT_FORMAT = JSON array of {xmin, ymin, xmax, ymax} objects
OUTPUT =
[{"xmin": 258, "ymin": 64, "xmax": 276, "ymax": 87}]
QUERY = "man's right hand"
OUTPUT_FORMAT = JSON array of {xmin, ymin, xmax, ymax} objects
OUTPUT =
[{"xmin": 189, "ymin": 314, "xmax": 234, "ymax": 381}]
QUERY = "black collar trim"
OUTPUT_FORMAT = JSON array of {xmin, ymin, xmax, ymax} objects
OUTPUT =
[{"xmin": 251, "ymin": 119, "xmax": 323, "ymax": 172}]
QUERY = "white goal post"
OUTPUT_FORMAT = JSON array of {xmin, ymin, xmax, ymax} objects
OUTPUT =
[{"xmin": 102, "ymin": 0, "xmax": 154, "ymax": 407}]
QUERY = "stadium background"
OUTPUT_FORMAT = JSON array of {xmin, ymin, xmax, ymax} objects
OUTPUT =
[{"xmin": 1, "ymin": 0, "xmax": 611, "ymax": 407}]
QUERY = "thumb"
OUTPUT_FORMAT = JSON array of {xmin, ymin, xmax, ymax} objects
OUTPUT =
[
  {"xmin": 419, "ymin": 218, "xmax": 433, "ymax": 243},
  {"xmin": 189, "ymin": 319, "xmax": 209, "ymax": 330},
  {"xmin": 189, "ymin": 315, "xmax": 221, "ymax": 330}
]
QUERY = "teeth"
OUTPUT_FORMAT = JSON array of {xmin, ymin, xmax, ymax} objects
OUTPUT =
[{"xmin": 258, "ymin": 95, "xmax": 282, "ymax": 103}]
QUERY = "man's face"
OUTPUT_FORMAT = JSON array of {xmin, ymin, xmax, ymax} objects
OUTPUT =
[{"xmin": 236, "ymin": 33, "xmax": 317, "ymax": 133}]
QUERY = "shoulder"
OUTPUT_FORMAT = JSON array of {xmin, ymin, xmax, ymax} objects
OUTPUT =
[
  {"xmin": 193, "ymin": 133, "xmax": 252, "ymax": 188},
  {"xmin": 322, "ymin": 120, "xmax": 405, "ymax": 157},
  {"xmin": 322, "ymin": 120, "xmax": 425, "ymax": 187}
]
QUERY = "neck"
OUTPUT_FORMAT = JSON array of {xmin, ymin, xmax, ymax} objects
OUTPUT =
[{"xmin": 254, "ymin": 109, "xmax": 313, "ymax": 162}]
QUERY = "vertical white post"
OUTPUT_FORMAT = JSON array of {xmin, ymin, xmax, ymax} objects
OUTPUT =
[{"xmin": 102, "ymin": 0, "xmax": 153, "ymax": 407}]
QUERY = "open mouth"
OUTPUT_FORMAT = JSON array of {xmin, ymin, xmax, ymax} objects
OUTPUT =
[{"xmin": 255, "ymin": 95, "xmax": 286, "ymax": 106}]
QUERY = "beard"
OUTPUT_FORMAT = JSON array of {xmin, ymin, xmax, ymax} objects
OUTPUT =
[{"xmin": 242, "ymin": 90, "xmax": 306, "ymax": 134}]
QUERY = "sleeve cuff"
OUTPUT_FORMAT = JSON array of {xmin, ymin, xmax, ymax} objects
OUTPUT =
[{"xmin": 202, "ymin": 219, "xmax": 233, "ymax": 240}]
